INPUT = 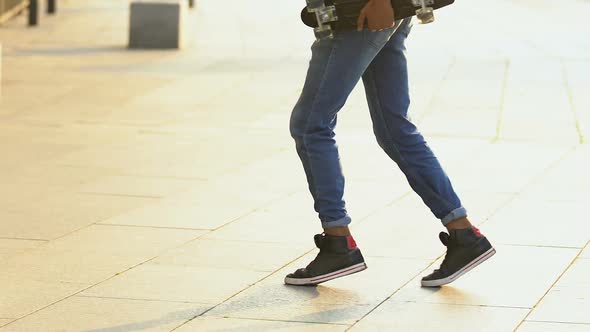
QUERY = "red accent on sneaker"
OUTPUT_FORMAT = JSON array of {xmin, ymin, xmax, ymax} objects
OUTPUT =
[
  {"xmin": 346, "ymin": 236, "xmax": 357, "ymax": 250},
  {"xmin": 472, "ymin": 226, "xmax": 483, "ymax": 238}
]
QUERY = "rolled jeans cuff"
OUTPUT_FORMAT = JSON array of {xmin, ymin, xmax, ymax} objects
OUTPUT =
[
  {"xmin": 321, "ymin": 215, "xmax": 352, "ymax": 229},
  {"xmin": 441, "ymin": 207, "xmax": 468, "ymax": 226}
]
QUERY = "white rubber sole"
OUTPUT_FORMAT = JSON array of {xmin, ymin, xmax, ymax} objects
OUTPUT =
[
  {"xmin": 284, "ymin": 262, "xmax": 367, "ymax": 286},
  {"xmin": 421, "ymin": 247, "xmax": 496, "ymax": 288}
]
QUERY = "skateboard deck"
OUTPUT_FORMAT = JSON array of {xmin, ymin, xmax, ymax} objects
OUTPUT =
[{"xmin": 302, "ymin": 0, "xmax": 455, "ymax": 38}]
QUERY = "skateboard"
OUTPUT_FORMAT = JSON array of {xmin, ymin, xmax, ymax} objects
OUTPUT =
[{"xmin": 302, "ymin": 0, "xmax": 455, "ymax": 39}]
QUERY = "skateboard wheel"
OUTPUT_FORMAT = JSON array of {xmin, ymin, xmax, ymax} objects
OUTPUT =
[
  {"xmin": 314, "ymin": 28, "xmax": 334, "ymax": 40},
  {"xmin": 306, "ymin": 0, "xmax": 325, "ymax": 10},
  {"xmin": 416, "ymin": 7, "xmax": 434, "ymax": 24},
  {"xmin": 317, "ymin": 6, "xmax": 337, "ymax": 23},
  {"xmin": 411, "ymin": 0, "xmax": 435, "ymax": 6}
]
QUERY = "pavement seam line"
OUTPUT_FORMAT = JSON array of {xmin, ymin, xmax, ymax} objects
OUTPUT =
[
  {"xmin": 0, "ymin": 231, "xmax": 210, "ymax": 328},
  {"xmin": 346, "ymin": 142, "xmax": 578, "ymax": 331},
  {"xmin": 168, "ymin": 248, "xmax": 317, "ymax": 331},
  {"xmin": 498, "ymin": 243, "xmax": 583, "ymax": 250},
  {"xmin": 78, "ymin": 191, "xmax": 163, "ymax": 199},
  {"xmin": 95, "ymin": 223, "xmax": 211, "ymax": 231},
  {"xmin": 216, "ymin": 315, "xmax": 359, "ymax": 326},
  {"xmin": 48, "ymin": 216, "xmax": 161, "ymax": 243},
  {"xmin": 343, "ymin": 258, "xmax": 442, "ymax": 331},
  {"xmin": 67, "ymin": 168, "xmax": 209, "ymax": 181},
  {"xmin": 1, "ymin": 137, "xmax": 578, "ymax": 328},
  {"xmin": 513, "ymin": 239, "xmax": 590, "ymax": 332},
  {"xmin": 202, "ymin": 316, "xmax": 351, "ymax": 327},
  {"xmin": 404, "ymin": 301, "xmax": 531, "ymax": 310},
  {"xmin": 415, "ymin": 56, "xmax": 457, "ymax": 124},
  {"xmin": 350, "ymin": 191, "xmax": 412, "ymax": 230},
  {"xmin": 168, "ymin": 189, "xmax": 413, "ymax": 329},
  {"xmin": 493, "ymin": 59, "xmax": 511, "ymax": 143},
  {"xmin": 477, "ymin": 144, "xmax": 579, "ymax": 228},
  {"xmin": 75, "ymin": 294, "xmax": 209, "ymax": 305},
  {"xmin": 345, "ymin": 258, "xmax": 534, "ymax": 332},
  {"xmin": 2, "ymin": 186, "xmax": 300, "ymax": 328},
  {"xmin": 0, "ymin": 237, "xmax": 48, "ymax": 242},
  {"xmin": 169, "ymin": 141, "xmax": 575, "ymax": 330},
  {"xmin": 170, "ymin": 188, "xmax": 413, "ymax": 329},
  {"xmin": 525, "ymin": 320, "xmax": 590, "ymax": 326},
  {"xmin": 423, "ymin": 133, "xmax": 498, "ymax": 140},
  {"xmin": 189, "ymin": 188, "xmax": 302, "ymax": 235},
  {"xmin": 51, "ymin": 185, "xmax": 296, "ymax": 243},
  {"xmin": 561, "ymin": 60, "xmax": 585, "ymax": 144}
]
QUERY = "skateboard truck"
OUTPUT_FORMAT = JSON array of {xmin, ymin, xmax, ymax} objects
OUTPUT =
[
  {"xmin": 306, "ymin": 0, "xmax": 338, "ymax": 40},
  {"xmin": 412, "ymin": 0, "xmax": 435, "ymax": 24}
]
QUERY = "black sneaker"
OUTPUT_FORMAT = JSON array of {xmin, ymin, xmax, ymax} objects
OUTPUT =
[
  {"xmin": 421, "ymin": 226, "xmax": 496, "ymax": 287},
  {"xmin": 284, "ymin": 234, "xmax": 367, "ymax": 286}
]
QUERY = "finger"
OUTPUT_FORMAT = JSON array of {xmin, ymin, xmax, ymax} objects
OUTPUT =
[{"xmin": 357, "ymin": 10, "xmax": 367, "ymax": 31}]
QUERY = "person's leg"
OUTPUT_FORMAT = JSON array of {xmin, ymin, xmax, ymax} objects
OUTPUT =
[
  {"xmin": 290, "ymin": 28, "xmax": 397, "ymax": 230},
  {"xmin": 362, "ymin": 20, "xmax": 466, "ymax": 227},
  {"xmin": 362, "ymin": 20, "xmax": 495, "ymax": 287},
  {"xmin": 286, "ymin": 24, "xmax": 402, "ymax": 286}
]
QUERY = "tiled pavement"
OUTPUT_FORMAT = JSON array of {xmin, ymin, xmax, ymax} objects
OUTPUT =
[{"xmin": 0, "ymin": 0, "xmax": 589, "ymax": 331}]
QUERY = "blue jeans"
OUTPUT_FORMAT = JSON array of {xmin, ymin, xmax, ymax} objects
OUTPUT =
[{"xmin": 290, "ymin": 19, "xmax": 467, "ymax": 228}]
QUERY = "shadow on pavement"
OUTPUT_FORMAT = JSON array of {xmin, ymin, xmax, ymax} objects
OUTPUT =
[{"xmin": 80, "ymin": 307, "xmax": 206, "ymax": 332}]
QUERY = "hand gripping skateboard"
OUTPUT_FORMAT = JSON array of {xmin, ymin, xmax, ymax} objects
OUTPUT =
[{"xmin": 302, "ymin": 0, "xmax": 455, "ymax": 40}]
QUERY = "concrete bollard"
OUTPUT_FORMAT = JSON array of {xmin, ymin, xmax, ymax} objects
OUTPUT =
[
  {"xmin": 47, "ymin": 0, "xmax": 57, "ymax": 14},
  {"xmin": 129, "ymin": 0, "xmax": 187, "ymax": 49},
  {"xmin": 29, "ymin": 0, "xmax": 39, "ymax": 26}
]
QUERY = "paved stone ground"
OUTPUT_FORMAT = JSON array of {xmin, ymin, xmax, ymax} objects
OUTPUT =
[{"xmin": 1, "ymin": 0, "xmax": 589, "ymax": 331}]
